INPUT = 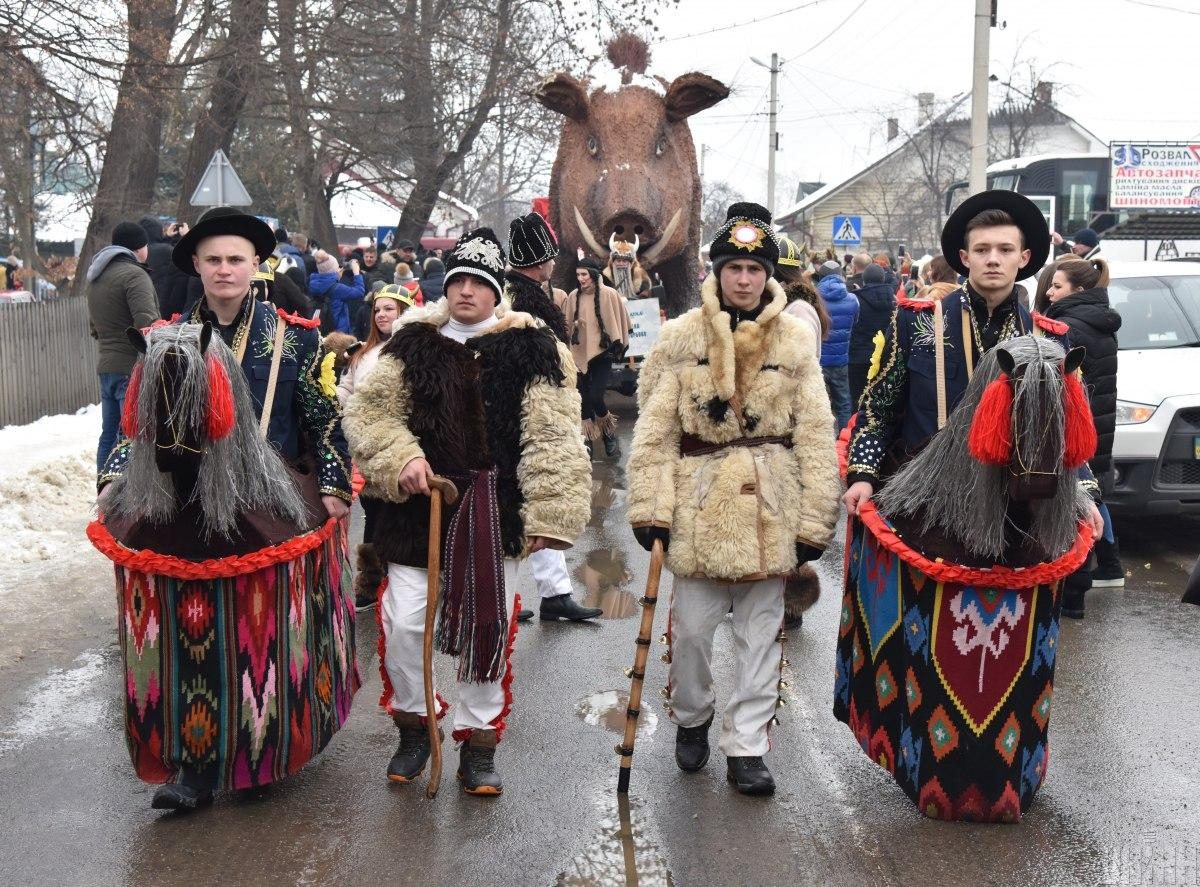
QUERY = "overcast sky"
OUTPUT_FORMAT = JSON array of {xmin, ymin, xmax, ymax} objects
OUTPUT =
[{"xmin": 626, "ymin": 0, "xmax": 1200, "ymax": 211}]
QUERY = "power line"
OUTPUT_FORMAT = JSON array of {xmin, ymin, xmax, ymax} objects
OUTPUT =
[
  {"xmin": 1118, "ymin": 0, "xmax": 1200, "ymax": 13},
  {"xmin": 655, "ymin": 0, "xmax": 836, "ymax": 43},
  {"xmin": 785, "ymin": 0, "xmax": 871, "ymax": 62}
]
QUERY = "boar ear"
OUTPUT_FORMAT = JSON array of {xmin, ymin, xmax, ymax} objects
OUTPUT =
[
  {"xmin": 535, "ymin": 73, "xmax": 589, "ymax": 122},
  {"xmin": 665, "ymin": 73, "xmax": 730, "ymax": 122}
]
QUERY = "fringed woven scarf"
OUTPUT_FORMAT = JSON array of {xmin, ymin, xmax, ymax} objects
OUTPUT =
[{"xmin": 434, "ymin": 468, "xmax": 508, "ymax": 683}]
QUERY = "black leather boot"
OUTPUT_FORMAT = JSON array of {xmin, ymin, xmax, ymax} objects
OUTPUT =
[
  {"xmin": 540, "ymin": 594, "xmax": 603, "ymax": 621},
  {"xmin": 602, "ymin": 428, "xmax": 621, "ymax": 459},
  {"xmin": 726, "ymin": 756, "xmax": 776, "ymax": 796},
  {"xmin": 388, "ymin": 712, "xmax": 437, "ymax": 783},
  {"xmin": 152, "ymin": 769, "xmax": 214, "ymax": 811},
  {"xmin": 674, "ymin": 715, "xmax": 713, "ymax": 772},
  {"xmin": 516, "ymin": 608, "xmax": 534, "ymax": 622},
  {"xmin": 457, "ymin": 730, "xmax": 503, "ymax": 796}
]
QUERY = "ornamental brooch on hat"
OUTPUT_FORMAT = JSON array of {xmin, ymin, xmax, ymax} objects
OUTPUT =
[{"xmin": 728, "ymin": 220, "xmax": 767, "ymax": 253}]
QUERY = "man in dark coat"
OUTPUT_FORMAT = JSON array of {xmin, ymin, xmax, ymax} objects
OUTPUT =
[
  {"xmin": 846, "ymin": 262, "xmax": 896, "ymax": 407},
  {"xmin": 138, "ymin": 216, "xmax": 192, "ymax": 318},
  {"xmin": 504, "ymin": 211, "xmax": 601, "ymax": 623},
  {"xmin": 86, "ymin": 221, "xmax": 160, "ymax": 472}
]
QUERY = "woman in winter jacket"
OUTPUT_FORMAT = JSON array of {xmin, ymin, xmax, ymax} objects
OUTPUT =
[
  {"xmin": 308, "ymin": 249, "xmax": 365, "ymax": 333},
  {"xmin": 815, "ymin": 263, "xmax": 859, "ymax": 431},
  {"xmin": 1039, "ymin": 256, "xmax": 1124, "ymax": 615},
  {"xmin": 846, "ymin": 262, "xmax": 897, "ymax": 407}
]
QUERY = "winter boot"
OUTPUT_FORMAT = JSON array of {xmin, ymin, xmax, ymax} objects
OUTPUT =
[
  {"xmin": 387, "ymin": 712, "xmax": 438, "ymax": 783},
  {"xmin": 516, "ymin": 608, "xmax": 535, "ymax": 623},
  {"xmin": 151, "ymin": 769, "xmax": 213, "ymax": 811},
  {"xmin": 354, "ymin": 543, "xmax": 384, "ymax": 611},
  {"xmin": 783, "ymin": 564, "xmax": 821, "ymax": 631},
  {"xmin": 726, "ymin": 756, "xmax": 776, "ymax": 796},
  {"xmin": 457, "ymin": 729, "xmax": 503, "ymax": 796},
  {"xmin": 675, "ymin": 715, "xmax": 713, "ymax": 772},
  {"xmin": 1061, "ymin": 587, "xmax": 1086, "ymax": 620},
  {"xmin": 599, "ymin": 413, "xmax": 620, "ymax": 459}
]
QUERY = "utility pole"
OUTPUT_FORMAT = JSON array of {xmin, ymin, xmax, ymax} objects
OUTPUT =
[
  {"xmin": 969, "ymin": 0, "xmax": 994, "ymax": 195},
  {"xmin": 699, "ymin": 143, "xmax": 709, "ymax": 187},
  {"xmin": 751, "ymin": 53, "xmax": 782, "ymax": 215}
]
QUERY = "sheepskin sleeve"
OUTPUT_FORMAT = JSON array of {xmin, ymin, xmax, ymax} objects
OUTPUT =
[
  {"xmin": 516, "ymin": 340, "xmax": 590, "ymax": 546},
  {"xmin": 341, "ymin": 352, "xmax": 424, "ymax": 502},
  {"xmin": 626, "ymin": 344, "xmax": 681, "ymax": 530},
  {"xmin": 789, "ymin": 338, "xmax": 842, "ymax": 548}
]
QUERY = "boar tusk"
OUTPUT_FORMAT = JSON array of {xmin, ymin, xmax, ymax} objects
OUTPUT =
[
  {"xmin": 641, "ymin": 209, "xmax": 682, "ymax": 265},
  {"xmin": 575, "ymin": 205, "xmax": 609, "ymax": 258}
]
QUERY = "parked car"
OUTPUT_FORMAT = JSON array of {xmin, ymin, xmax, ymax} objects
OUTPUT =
[{"xmin": 1106, "ymin": 262, "xmax": 1200, "ymax": 515}]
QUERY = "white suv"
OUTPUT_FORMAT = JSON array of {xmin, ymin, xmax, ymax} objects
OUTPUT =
[{"xmin": 1105, "ymin": 261, "xmax": 1200, "ymax": 515}]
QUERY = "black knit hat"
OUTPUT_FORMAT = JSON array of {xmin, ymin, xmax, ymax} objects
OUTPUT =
[
  {"xmin": 112, "ymin": 221, "xmax": 148, "ymax": 252},
  {"xmin": 708, "ymin": 202, "xmax": 779, "ymax": 276},
  {"xmin": 172, "ymin": 206, "xmax": 277, "ymax": 276},
  {"xmin": 444, "ymin": 227, "xmax": 506, "ymax": 302},
  {"xmin": 508, "ymin": 212, "xmax": 559, "ymax": 268}
]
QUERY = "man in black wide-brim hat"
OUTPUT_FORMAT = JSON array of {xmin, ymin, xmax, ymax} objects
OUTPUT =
[
  {"xmin": 101, "ymin": 204, "xmax": 352, "ymax": 525},
  {"xmin": 842, "ymin": 189, "xmax": 1104, "ymax": 536}
]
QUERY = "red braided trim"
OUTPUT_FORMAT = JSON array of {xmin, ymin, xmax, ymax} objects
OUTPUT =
[
  {"xmin": 86, "ymin": 517, "xmax": 338, "ymax": 580},
  {"xmin": 857, "ymin": 501, "xmax": 1091, "ymax": 588},
  {"xmin": 898, "ymin": 295, "xmax": 936, "ymax": 312},
  {"xmin": 837, "ymin": 416, "xmax": 855, "ymax": 480},
  {"xmin": 351, "ymin": 465, "xmax": 366, "ymax": 497},
  {"xmin": 451, "ymin": 591, "xmax": 521, "ymax": 744},
  {"xmin": 277, "ymin": 306, "xmax": 320, "ymax": 329}
]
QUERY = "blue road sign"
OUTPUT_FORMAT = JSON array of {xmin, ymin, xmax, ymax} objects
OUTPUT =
[{"xmin": 832, "ymin": 215, "xmax": 862, "ymax": 246}]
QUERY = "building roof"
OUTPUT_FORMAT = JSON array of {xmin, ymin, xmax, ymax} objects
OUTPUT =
[{"xmin": 1103, "ymin": 213, "xmax": 1200, "ymax": 241}]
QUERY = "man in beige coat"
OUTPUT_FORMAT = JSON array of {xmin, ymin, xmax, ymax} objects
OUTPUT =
[{"xmin": 626, "ymin": 202, "xmax": 840, "ymax": 796}]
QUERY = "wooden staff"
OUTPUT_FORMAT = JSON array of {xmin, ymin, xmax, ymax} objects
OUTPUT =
[
  {"xmin": 617, "ymin": 538, "xmax": 664, "ymax": 794},
  {"xmin": 423, "ymin": 474, "xmax": 459, "ymax": 800}
]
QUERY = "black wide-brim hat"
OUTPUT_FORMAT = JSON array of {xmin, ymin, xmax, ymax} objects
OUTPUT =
[
  {"xmin": 941, "ymin": 190, "xmax": 1050, "ymax": 277},
  {"xmin": 172, "ymin": 206, "xmax": 279, "ymax": 276}
]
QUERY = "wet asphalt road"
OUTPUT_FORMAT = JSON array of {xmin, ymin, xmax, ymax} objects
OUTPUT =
[{"xmin": 1, "ymin": 399, "xmax": 1199, "ymax": 887}]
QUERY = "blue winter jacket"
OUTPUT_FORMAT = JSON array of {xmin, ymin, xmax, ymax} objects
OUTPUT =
[
  {"xmin": 848, "ymin": 281, "xmax": 896, "ymax": 365},
  {"xmin": 308, "ymin": 271, "xmax": 365, "ymax": 333},
  {"xmin": 817, "ymin": 275, "xmax": 859, "ymax": 368}
]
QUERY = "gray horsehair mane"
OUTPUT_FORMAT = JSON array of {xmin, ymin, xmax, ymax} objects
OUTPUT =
[
  {"xmin": 105, "ymin": 323, "xmax": 307, "ymax": 538},
  {"xmin": 875, "ymin": 335, "xmax": 1091, "ymax": 562}
]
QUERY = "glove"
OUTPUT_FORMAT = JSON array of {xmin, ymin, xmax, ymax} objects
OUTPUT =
[
  {"xmin": 633, "ymin": 525, "xmax": 670, "ymax": 554},
  {"xmin": 795, "ymin": 541, "xmax": 824, "ymax": 564}
]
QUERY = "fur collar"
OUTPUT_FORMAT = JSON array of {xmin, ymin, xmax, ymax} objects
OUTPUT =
[
  {"xmin": 395, "ymin": 295, "xmax": 545, "ymax": 338},
  {"xmin": 699, "ymin": 275, "xmax": 787, "ymax": 402}
]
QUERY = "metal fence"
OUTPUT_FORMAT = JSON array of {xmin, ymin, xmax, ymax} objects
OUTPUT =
[{"xmin": 0, "ymin": 298, "xmax": 98, "ymax": 427}]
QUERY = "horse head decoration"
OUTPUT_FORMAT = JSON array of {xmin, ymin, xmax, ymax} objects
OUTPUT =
[
  {"xmin": 105, "ymin": 322, "xmax": 307, "ymax": 540},
  {"xmin": 876, "ymin": 335, "xmax": 1097, "ymax": 564}
]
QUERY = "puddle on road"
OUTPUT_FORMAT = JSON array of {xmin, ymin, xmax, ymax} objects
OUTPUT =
[
  {"xmin": 577, "ymin": 548, "xmax": 639, "ymax": 619},
  {"xmin": 576, "ymin": 690, "xmax": 658, "ymax": 739},
  {"xmin": 556, "ymin": 794, "xmax": 673, "ymax": 887}
]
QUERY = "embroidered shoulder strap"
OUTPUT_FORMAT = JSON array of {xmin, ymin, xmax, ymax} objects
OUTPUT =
[
  {"xmin": 258, "ymin": 315, "xmax": 287, "ymax": 439},
  {"xmin": 961, "ymin": 304, "xmax": 974, "ymax": 381},
  {"xmin": 934, "ymin": 297, "xmax": 947, "ymax": 430}
]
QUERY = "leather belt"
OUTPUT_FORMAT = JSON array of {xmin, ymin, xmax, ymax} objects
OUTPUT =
[{"xmin": 679, "ymin": 433, "xmax": 793, "ymax": 458}]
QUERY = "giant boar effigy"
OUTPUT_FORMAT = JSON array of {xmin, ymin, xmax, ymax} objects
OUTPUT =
[{"xmin": 535, "ymin": 34, "xmax": 728, "ymax": 317}]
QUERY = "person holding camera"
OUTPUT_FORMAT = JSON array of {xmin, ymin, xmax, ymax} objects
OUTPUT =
[
  {"xmin": 563, "ymin": 257, "xmax": 630, "ymax": 460},
  {"xmin": 308, "ymin": 249, "xmax": 365, "ymax": 334}
]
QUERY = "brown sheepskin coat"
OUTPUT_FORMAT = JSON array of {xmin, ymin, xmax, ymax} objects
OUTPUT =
[
  {"xmin": 627, "ymin": 275, "xmax": 841, "ymax": 581},
  {"xmin": 342, "ymin": 298, "xmax": 591, "ymax": 568}
]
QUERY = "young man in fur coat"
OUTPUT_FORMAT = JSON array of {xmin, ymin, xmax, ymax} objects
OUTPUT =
[
  {"xmin": 342, "ymin": 227, "xmax": 591, "ymax": 796},
  {"xmin": 626, "ymin": 202, "xmax": 841, "ymax": 796}
]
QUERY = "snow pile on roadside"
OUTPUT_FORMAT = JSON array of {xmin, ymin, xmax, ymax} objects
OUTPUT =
[{"xmin": 0, "ymin": 405, "xmax": 101, "ymax": 562}]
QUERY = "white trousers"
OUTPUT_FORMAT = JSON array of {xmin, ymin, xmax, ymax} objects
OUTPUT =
[
  {"xmin": 381, "ymin": 559, "xmax": 519, "ymax": 733},
  {"xmin": 529, "ymin": 547, "xmax": 572, "ymax": 599},
  {"xmin": 667, "ymin": 574, "xmax": 785, "ymax": 757}
]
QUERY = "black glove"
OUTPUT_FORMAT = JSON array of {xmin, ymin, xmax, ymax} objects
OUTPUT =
[
  {"xmin": 795, "ymin": 541, "xmax": 824, "ymax": 564},
  {"xmin": 634, "ymin": 525, "xmax": 670, "ymax": 553}
]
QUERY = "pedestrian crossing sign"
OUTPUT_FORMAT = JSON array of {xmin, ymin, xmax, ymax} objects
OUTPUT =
[{"xmin": 832, "ymin": 215, "xmax": 862, "ymax": 245}]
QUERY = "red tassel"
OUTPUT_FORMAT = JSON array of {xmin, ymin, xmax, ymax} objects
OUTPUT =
[
  {"xmin": 1062, "ymin": 371, "xmax": 1097, "ymax": 468},
  {"xmin": 120, "ymin": 364, "xmax": 142, "ymax": 439},
  {"xmin": 205, "ymin": 357, "xmax": 236, "ymax": 440},
  {"xmin": 968, "ymin": 374, "xmax": 1013, "ymax": 465}
]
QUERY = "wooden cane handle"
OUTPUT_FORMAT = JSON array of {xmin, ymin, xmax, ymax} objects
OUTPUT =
[{"xmin": 427, "ymin": 474, "xmax": 459, "ymax": 507}]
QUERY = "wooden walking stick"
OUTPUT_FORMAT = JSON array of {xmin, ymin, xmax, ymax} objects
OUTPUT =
[
  {"xmin": 423, "ymin": 474, "xmax": 459, "ymax": 800},
  {"xmin": 617, "ymin": 538, "xmax": 664, "ymax": 794}
]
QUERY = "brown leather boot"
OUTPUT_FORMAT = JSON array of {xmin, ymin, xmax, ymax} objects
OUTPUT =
[{"xmin": 387, "ymin": 712, "xmax": 440, "ymax": 783}]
